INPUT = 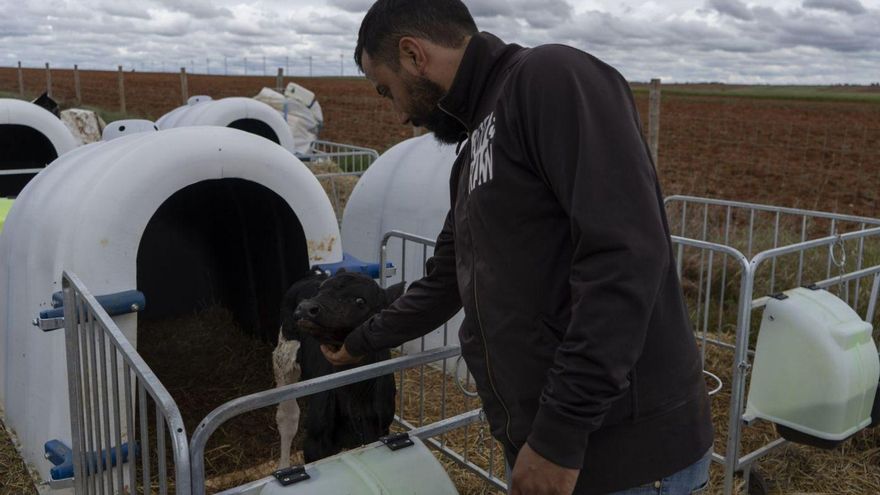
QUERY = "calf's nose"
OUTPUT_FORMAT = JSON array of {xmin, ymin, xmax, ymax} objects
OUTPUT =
[{"xmin": 295, "ymin": 300, "xmax": 321, "ymax": 319}]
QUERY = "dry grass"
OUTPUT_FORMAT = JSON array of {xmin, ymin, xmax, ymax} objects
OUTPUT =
[
  {"xmin": 136, "ymin": 306, "xmax": 285, "ymax": 492},
  {"xmin": 0, "ymin": 415, "xmax": 38, "ymax": 495}
]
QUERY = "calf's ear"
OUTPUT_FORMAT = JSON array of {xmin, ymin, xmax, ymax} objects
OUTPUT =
[{"xmin": 383, "ymin": 282, "xmax": 406, "ymax": 307}]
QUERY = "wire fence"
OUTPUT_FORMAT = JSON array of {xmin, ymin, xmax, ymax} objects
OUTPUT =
[
  {"xmin": 1, "ymin": 64, "xmax": 879, "ymax": 218},
  {"xmin": 12, "ymin": 56, "xmax": 359, "ymax": 78}
]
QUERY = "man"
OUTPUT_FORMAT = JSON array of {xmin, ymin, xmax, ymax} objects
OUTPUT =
[{"xmin": 321, "ymin": 1, "xmax": 714, "ymax": 493}]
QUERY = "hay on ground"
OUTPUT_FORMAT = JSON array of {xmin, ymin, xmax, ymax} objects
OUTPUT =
[{"xmin": 0, "ymin": 415, "xmax": 39, "ymax": 495}]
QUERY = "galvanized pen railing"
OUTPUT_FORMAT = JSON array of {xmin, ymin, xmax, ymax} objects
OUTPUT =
[
  {"xmin": 62, "ymin": 271, "xmax": 191, "ymax": 495},
  {"xmin": 189, "ymin": 346, "xmax": 467, "ymax": 495},
  {"xmin": 379, "ymin": 230, "xmax": 507, "ymax": 491},
  {"xmin": 665, "ymin": 196, "xmax": 880, "ymax": 495},
  {"xmin": 300, "ymin": 140, "xmax": 379, "ymax": 223}
]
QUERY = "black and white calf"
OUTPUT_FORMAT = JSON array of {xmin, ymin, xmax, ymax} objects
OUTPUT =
[{"xmin": 273, "ymin": 270, "xmax": 405, "ymax": 467}]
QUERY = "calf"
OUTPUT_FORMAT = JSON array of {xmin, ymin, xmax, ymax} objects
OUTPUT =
[{"xmin": 273, "ymin": 270, "xmax": 405, "ymax": 466}]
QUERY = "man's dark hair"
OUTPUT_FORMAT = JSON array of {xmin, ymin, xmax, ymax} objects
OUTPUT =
[{"xmin": 355, "ymin": 0, "xmax": 478, "ymax": 71}]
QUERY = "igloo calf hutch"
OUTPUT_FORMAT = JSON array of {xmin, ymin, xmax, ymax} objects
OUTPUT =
[
  {"xmin": 0, "ymin": 126, "xmax": 342, "ymax": 490},
  {"xmin": 156, "ymin": 96, "xmax": 297, "ymax": 154},
  {"xmin": 340, "ymin": 134, "xmax": 465, "ymax": 362},
  {"xmin": 0, "ymin": 98, "xmax": 78, "ymax": 199}
]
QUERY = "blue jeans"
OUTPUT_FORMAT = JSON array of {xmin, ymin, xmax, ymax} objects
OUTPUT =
[{"xmin": 605, "ymin": 449, "xmax": 712, "ymax": 495}]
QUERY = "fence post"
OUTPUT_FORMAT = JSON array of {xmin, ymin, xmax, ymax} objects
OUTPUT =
[
  {"xmin": 45, "ymin": 62, "xmax": 52, "ymax": 98},
  {"xmin": 17, "ymin": 61, "xmax": 24, "ymax": 97},
  {"xmin": 74, "ymin": 65, "xmax": 82, "ymax": 105},
  {"xmin": 648, "ymin": 78, "xmax": 661, "ymax": 170},
  {"xmin": 276, "ymin": 67, "xmax": 283, "ymax": 92},
  {"xmin": 180, "ymin": 67, "xmax": 188, "ymax": 105},
  {"xmin": 117, "ymin": 66, "xmax": 126, "ymax": 113}
]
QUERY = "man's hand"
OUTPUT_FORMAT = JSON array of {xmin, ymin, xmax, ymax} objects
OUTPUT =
[
  {"xmin": 509, "ymin": 443, "xmax": 579, "ymax": 495},
  {"xmin": 320, "ymin": 344, "xmax": 364, "ymax": 367}
]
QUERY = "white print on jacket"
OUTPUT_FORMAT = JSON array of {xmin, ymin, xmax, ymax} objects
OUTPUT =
[{"xmin": 469, "ymin": 112, "xmax": 495, "ymax": 192}]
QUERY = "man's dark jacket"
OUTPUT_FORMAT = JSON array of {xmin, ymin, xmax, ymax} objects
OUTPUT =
[{"xmin": 346, "ymin": 32, "xmax": 713, "ymax": 494}]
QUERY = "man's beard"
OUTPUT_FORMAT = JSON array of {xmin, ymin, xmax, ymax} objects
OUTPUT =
[{"xmin": 405, "ymin": 74, "xmax": 467, "ymax": 145}]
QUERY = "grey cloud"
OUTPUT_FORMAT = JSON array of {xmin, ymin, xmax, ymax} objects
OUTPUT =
[
  {"xmin": 98, "ymin": 2, "xmax": 153, "ymax": 20},
  {"xmin": 327, "ymin": 0, "xmax": 374, "ymax": 14},
  {"xmin": 470, "ymin": 0, "xmax": 572, "ymax": 29},
  {"xmin": 706, "ymin": 0, "xmax": 754, "ymax": 21},
  {"xmin": 467, "ymin": 0, "xmax": 515, "ymax": 17},
  {"xmin": 803, "ymin": 0, "xmax": 867, "ymax": 15},
  {"xmin": 156, "ymin": 0, "xmax": 233, "ymax": 19},
  {"xmin": 770, "ymin": 10, "xmax": 876, "ymax": 51},
  {"xmin": 286, "ymin": 13, "xmax": 360, "ymax": 37}
]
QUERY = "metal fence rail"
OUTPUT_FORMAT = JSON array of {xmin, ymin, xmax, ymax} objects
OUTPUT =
[
  {"xmin": 301, "ymin": 140, "xmax": 379, "ymax": 222},
  {"xmin": 0, "ymin": 168, "xmax": 43, "ymax": 176},
  {"xmin": 189, "ymin": 346, "xmax": 464, "ymax": 495},
  {"xmin": 379, "ymin": 230, "xmax": 507, "ymax": 491},
  {"xmin": 665, "ymin": 196, "xmax": 880, "ymax": 495},
  {"xmin": 305, "ymin": 140, "xmax": 378, "ymax": 174},
  {"xmin": 62, "ymin": 271, "xmax": 191, "ymax": 495}
]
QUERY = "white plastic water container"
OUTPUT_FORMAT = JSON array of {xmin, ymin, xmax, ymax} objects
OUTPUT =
[
  {"xmin": 254, "ymin": 436, "xmax": 458, "ymax": 495},
  {"xmin": 744, "ymin": 287, "xmax": 880, "ymax": 443}
]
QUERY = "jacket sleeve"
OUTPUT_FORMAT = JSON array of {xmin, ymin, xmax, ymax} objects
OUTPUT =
[
  {"xmin": 509, "ymin": 48, "xmax": 672, "ymax": 469},
  {"xmin": 344, "ymin": 210, "xmax": 462, "ymax": 356}
]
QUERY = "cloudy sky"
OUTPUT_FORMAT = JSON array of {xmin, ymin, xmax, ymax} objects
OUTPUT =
[{"xmin": 1, "ymin": 0, "xmax": 878, "ymax": 84}]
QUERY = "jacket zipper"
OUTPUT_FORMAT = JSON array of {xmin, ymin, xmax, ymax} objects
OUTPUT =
[{"xmin": 438, "ymin": 103, "xmax": 516, "ymax": 449}]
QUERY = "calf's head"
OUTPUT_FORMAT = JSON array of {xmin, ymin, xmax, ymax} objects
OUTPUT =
[{"xmin": 294, "ymin": 271, "xmax": 405, "ymax": 346}]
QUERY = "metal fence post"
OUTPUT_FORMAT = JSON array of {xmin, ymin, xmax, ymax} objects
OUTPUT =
[
  {"xmin": 180, "ymin": 67, "xmax": 188, "ymax": 105},
  {"xmin": 74, "ymin": 64, "xmax": 82, "ymax": 105},
  {"xmin": 118, "ymin": 65, "xmax": 126, "ymax": 114},
  {"xmin": 648, "ymin": 78, "xmax": 661, "ymax": 170},
  {"xmin": 17, "ymin": 61, "xmax": 24, "ymax": 96},
  {"xmin": 45, "ymin": 62, "xmax": 52, "ymax": 98}
]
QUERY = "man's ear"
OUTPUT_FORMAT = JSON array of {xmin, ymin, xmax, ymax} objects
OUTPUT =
[
  {"xmin": 398, "ymin": 36, "xmax": 426, "ymax": 76},
  {"xmin": 383, "ymin": 281, "xmax": 406, "ymax": 307}
]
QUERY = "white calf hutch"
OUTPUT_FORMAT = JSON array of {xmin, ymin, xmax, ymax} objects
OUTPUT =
[
  {"xmin": 156, "ymin": 97, "xmax": 297, "ymax": 155},
  {"xmin": 0, "ymin": 98, "xmax": 78, "ymax": 198},
  {"xmin": 0, "ymin": 126, "xmax": 341, "ymax": 491}
]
